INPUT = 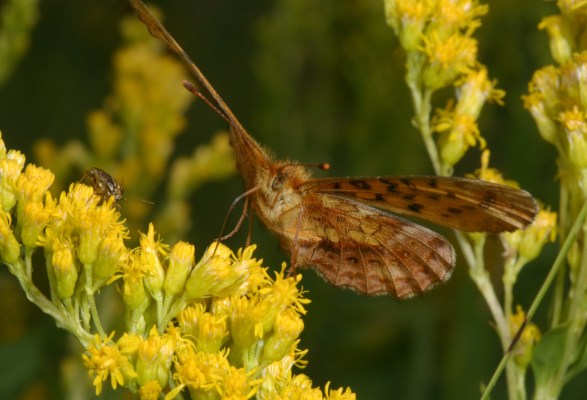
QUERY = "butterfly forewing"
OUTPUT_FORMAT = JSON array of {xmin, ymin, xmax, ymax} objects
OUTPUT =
[
  {"xmin": 301, "ymin": 176, "xmax": 538, "ymax": 234},
  {"xmin": 289, "ymin": 193, "xmax": 455, "ymax": 298}
]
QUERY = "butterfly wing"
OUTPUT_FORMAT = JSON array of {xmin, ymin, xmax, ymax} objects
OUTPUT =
[
  {"xmin": 301, "ymin": 176, "xmax": 538, "ymax": 234},
  {"xmin": 286, "ymin": 192, "xmax": 455, "ymax": 298}
]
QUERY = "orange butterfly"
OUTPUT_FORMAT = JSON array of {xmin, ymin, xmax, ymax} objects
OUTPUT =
[{"xmin": 129, "ymin": 0, "xmax": 537, "ymax": 298}]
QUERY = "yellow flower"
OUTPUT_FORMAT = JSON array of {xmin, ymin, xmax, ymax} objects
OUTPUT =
[
  {"xmin": 51, "ymin": 239, "xmax": 78, "ymax": 299},
  {"xmin": 77, "ymin": 200, "xmax": 125, "ymax": 265},
  {"xmin": 522, "ymin": 91, "xmax": 559, "ymax": 145},
  {"xmin": 258, "ymin": 265, "xmax": 310, "ymax": 334},
  {"xmin": 120, "ymin": 252, "xmax": 150, "ymax": 314},
  {"xmin": 261, "ymin": 309, "xmax": 304, "ymax": 365},
  {"xmin": 324, "ymin": 382, "xmax": 357, "ymax": 400},
  {"xmin": 472, "ymin": 150, "xmax": 520, "ymax": 187},
  {"xmin": 230, "ymin": 296, "xmax": 266, "ymax": 350},
  {"xmin": 218, "ymin": 366, "xmax": 261, "ymax": 400},
  {"xmin": 539, "ymin": 15, "xmax": 573, "ymax": 64},
  {"xmin": 384, "ymin": 0, "xmax": 430, "ymax": 51},
  {"xmin": 422, "ymin": 33, "xmax": 478, "ymax": 89},
  {"xmin": 433, "ymin": 102, "xmax": 485, "ymax": 167},
  {"xmin": 433, "ymin": 0, "xmax": 488, "ymax": 34},
  {"xmin": 185, "ymin": 242, "xmax": 249, "ymax": 299},
  {"xmin": 515, "ymin": 209, "xmax": 557, "ymax": 262},
  {"xmin": 136, "ymin": 326, "xmax": 176, "ymax": 389},
  {"xmin": 140, "ymin": 223, "xmax": 169, "ymax": 294},
  {"xmin": 170, "ymin": 346, "xmax": 231, "ymax": 399},
  {"xmin": 21, "ymin": 199, "xmax": 52, "ymax": 248},
  {"xmin": 279, "ymin": 374, "xmax": 322, "ymax": 400},
  {"xmin": 559, "ymin": 106, "xmax": 587, "ymax": 168},
  {"xmin": 164, "ymin": 241, "xmax": 195, "ymax": 297},
  {"xmin": 0, "ymin": 210, "xmax": 19, "ymax": 264},
  {"xmin": 527, "ymin": 66, "xmax": 560, "ymax": 115},
  {"xmin": 93, "ymin": 230, "xmax": 129, "ymax": 286},
  {"xmin": 15, "ymin": 164, "xmax": 54, "ymax": 206},
  {"xmin": 82, "ymin": 333, "xmax": 138, "ymax": 396},
  {"xmin": 178, "ymin": 304, "xmax": 229, "ymax": 353},
  {"xmin": 138, "ymin": 380, "xmax": 163, "ymax": 400},
  {"xmin": 509, "ymin": 306, "xmax": 541, "ymax": 369},
  {"xmin": 0, "ymin": 150, "xmax": 25, "ymax": 212}
]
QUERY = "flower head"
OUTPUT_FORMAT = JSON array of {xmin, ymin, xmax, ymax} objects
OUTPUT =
[{"xmin": 82, "ymin": 333, "xmax": 138, "ymax": 396}]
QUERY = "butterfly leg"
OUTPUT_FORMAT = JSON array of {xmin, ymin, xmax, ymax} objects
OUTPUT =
[
  {"xmin": 245, "ymin": 209, "xmax": 254, "ymax": 247},
  {"xmin": 286, "ymin": 203, "xmax": 305, "ymax": 278},
  {"xmin": 219, "ymin": 196, "xmax": 249, "ymax": 241}
]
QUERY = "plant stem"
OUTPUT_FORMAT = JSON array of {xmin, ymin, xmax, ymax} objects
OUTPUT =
[{"xmin": 480, "ymin": 198, "xmax": 587, "ymax": 400}]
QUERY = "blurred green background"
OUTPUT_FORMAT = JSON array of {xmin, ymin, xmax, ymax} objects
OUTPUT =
[{"xmin": 0, "ymin": 0, "xmax": 573, "ymax": 398}]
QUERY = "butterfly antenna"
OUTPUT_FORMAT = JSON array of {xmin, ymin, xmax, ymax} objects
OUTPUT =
[
  {"xmin": 183, "ymin": 80, "xmax": 231, "ymax": 125},
  {"xmin": 281, "ymin": 162, "xmax": 331, "ymax": 171},
  {"xmin": 129, "ymin": 0, "xmax": 245, "ymax": 131}
]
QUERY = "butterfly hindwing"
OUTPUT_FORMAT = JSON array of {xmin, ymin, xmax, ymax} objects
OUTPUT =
[{"xmin": 286, "ymin": 193, "xmax": 455, "ymax": 298}]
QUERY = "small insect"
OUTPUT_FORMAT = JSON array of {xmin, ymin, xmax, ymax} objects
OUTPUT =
[
  {"xmin": 129, "ymin": 0, "xmax": 538, "ymax": 298},
  {"xmin": 83, "ymin": 167, "xmax": 124, "ymax": 202}
]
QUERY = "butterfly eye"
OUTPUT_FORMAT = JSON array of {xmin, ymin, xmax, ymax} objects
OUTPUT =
[{"xmin": 271, "ymin": 172, "xmax": 287, "ymax": 190}]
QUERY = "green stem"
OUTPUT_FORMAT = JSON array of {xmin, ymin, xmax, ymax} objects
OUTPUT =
[
  {"xmin": 84, "ymin": 263, "xmax": 106, "ymax": 337},
  {"xmin": 546, "ymin": 222, "xmax": 587, "ymax": 396},
  {"xmin": 480, "ymin": 198, "xmax": 587, "ymax": 400},
  {"xmin": 551, "ymin": 181, "xmax": 569, "ymax": 327}
]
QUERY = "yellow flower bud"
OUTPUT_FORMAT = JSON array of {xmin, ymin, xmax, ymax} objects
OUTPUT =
[
  {"xmin": 0, "ymin": 211, "xmax": 19, "ymax": 263},
  {"xmin": 384, "ymin": 0, "xmax": 429, "ymax": 51},
  {"xmin": 0, "ymin": 152, "xmax": 25, "ymax": 212},
  {"xmin": 539, "ymin": 16, "xmax": 573, "ymax": 65},
  {"xmin": 52, "ymin": 246, "xmax": 78, "ymax": 299},
  {"xmin": 518, "ymin": 209, "xmax": 557, "ymax": 262},
  {"xmin": 140, "ymin": 224, "xmax": 167, "ymax": 294},
  {"xmin": 422, "ymin": 33, "xmax": 478, "ymax": 90},
  {"xmin": 230, "ymin": 297, "xmax": 265, "ymax": 349},
  {"xmin": 138, "ymin": 380, "xmax": 162, "ymax": 400},
  {"xmin": 0, "ymin": 132, "xmax": 6, "ymax": 158},
  {"xmin": 121, "ymin": 255, "xmax": 150, "ymax": 313},
  {"xmin": 262, "ymin": 309, "xmax": 304, "ymax": 365},
  {"xmin": 185, "ymin": 243, "xmax": 246, "ymax": 299},
  {"xmin": 16, "ymin": 164, "xmax": 54, "ymax": 205},
  {"xmin": 523, "ymin": 92, "xmax": 559, "ymax": 145},
  {"xmin": 164, "ymin": 241, "xmax": 195, "ymax": 296},
  {"xmin": 529, "ymin": 66, "xmax": 560, "ymax": 115},
  {"xmin": 21, "ymin": 201, "xmax": 51, "ymax": 248},
  {"xmin": 136, "ymin": 326, "xmax": 175, "ymax": 388},
  {"xmin": 510, "ymin": 306, "xmax": 541, "ymax": 369},
  {"xmin": 94, "ymin": 232, "xmax": 128, "ymax": 285}
]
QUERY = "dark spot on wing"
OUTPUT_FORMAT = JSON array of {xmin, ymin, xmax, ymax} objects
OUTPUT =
[
  {"xmin": 350, "ymin": 180, "xmax": 370, "ymax": 190},
  {"xmin": 427, "ymin": 194, "xmax": 441, "ymax": 201},
  {"xmin": 400, "ymin": 178, "xmax": 416, "ymax": 189},
  {"xmin": 332, "ymin": 182, "xmax": 341, "ymax": 189},
  {"xmin": 408, "ymin": 203, "xmax": 424, "ymax": 213},
  {"xmin": 403, "ymin": 193, "xmax": 416, "ymax": 201},
  {"xmin": 428, "ymin": 179, "xmax": 438, "ymax": 188},
  {"xmin": 447, "ymin": 207, "xmax": 463, "ymax": 215},
  {"xmin": 385, "ymin": 182, "xmax": 399, "ymax": 192},
  {"xmin": 446, "ymin": 191, "xmax": 456, "ymax": 198},
  {"xmin": 375, "ymin": 194, "xmax": 385, "ymax": 201}
]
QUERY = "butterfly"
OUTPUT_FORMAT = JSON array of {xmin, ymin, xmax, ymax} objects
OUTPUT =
[{"xmin": 128, "ymin": 0, "xmax": 538, "ymax": 298}]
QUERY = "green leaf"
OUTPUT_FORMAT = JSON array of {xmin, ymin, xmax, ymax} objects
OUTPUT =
[{"xmin": 531, "ymin": 325, "xmax": 570, "ymax": 385}]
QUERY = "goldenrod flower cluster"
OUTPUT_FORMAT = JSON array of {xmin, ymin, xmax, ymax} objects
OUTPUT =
[
  {"xmin": 384, "ymin": 0, "xmax": 503, "ymax": 174},
  {"xmin": 0, "ymin": 133, "xmax": 354, "ymax": 399},
  {"xmin": 32, "ymin": 13, "xmax": 236, "ymax": 241}
]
